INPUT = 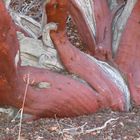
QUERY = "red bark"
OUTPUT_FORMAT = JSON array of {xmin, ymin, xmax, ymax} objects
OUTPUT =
[
  {"xmin": 0, "ymin": 0, "xmax": 19, "ymax": 105},
  {"xmin": 68, "ymin": 0, "xmax": 124, "ymax": 61},
  {"xmin": 115, "ymin": 0, "xmax": 140, "ymax": 105},
  {"xmin": 93, "ymin": 0, "xmax": 110, "ymax": 44},
  {"xmin": 17, "ymin": 66, "xmax": 100, "ymax": 118},
  {"xmin": 0, "ymin": 0, "xmax": 134, "ymax": 119},
  {"xmin": 68, "ymin": 0, "xmax": 96, "ymax": 55},
  {"xmin": 93, "ymin": 0, "xmax": 124, "ymax": 61},
  {"xmin": 51, "ymin": 31, "xmax": 126, "ymax": 111},
  {"xmin": 0, "ymin": 0, "xmax": 100, "ymax": 118},
  {"xmin": 45, "ymin": 0, "xmax": 68, "ymax": 31}
]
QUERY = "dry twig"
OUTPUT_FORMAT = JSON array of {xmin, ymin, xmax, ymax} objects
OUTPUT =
[
  {"xmin": 18, "ymin": 73, "xmax": 32, "ymax": 140},
  {"xmin": 60, "ymin": 117, "xmax": 119, "ymax": 136}
]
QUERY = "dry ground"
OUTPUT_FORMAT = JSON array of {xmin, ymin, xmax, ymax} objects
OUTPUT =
[
  {"xmin": 1, "ymin": 107, "xmax": 140, "ymax": 140},
  {"xmin": 1, "ymin": 1, "xmax": 140, "ymax": 140}
]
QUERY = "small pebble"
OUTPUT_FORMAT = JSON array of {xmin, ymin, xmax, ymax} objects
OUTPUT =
[{"xmin": 75, "ymin": 42, "xmax": 80, "ymax": 46}]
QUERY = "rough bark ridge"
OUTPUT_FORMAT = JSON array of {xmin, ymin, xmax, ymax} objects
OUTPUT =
[{"xmin": 0, "ymin": 0, "xmax": 139, "ymax": 119}]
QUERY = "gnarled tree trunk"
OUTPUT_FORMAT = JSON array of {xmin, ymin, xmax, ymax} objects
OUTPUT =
[{"xmin": 0, "ymin": 0, "xmax": 139, "ymax": 119}]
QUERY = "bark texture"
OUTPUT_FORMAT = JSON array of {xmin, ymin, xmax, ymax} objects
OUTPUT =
[
  {"xmin": 115, "ymin": 0, "xmax": 140, "ymax": 105},
  {"xmin": 0, "ymin": 0, "xmax": 138, "ymax": 119}
]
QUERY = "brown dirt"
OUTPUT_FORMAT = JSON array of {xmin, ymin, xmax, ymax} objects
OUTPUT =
[{"xmin": 1, "ymin": 107, "xmax": 140, "ymax": 140}]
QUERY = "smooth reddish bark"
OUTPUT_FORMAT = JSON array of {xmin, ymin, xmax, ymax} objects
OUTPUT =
[
  {"xmin": 51, "ymin": 31, "xmax": 126, "ymax": 111},
  {"xmin": 45, "ymin": 0, "xmax": 68, "ymax": 31},
  {"xmin": 17, "ymin": 67, "xmax": 100, "ymax": 118},
  {"xmin": 0, "ymin": 0, "xmax": 138, "ymax": 119},
  {"xmin": 115, "ymin": 0, "xmax": 140, "ymax": 105},
  {"xmin": 93, "ymin": 0, "xmax": 110, "ymax": 43},
  {"xmin": 68, "ymin": 0, "xmax": 96, "ymax": 55},
  {"xmin": 0, "ymin": 0, "xmax": 101, "ymax": 118},
  {"xmin": 0, "ymin": 0, "xmax": 19, "ymax": 105},
  {"xmin": 68, "ymin": 0, "xmax": 124, "ymax": 61}
]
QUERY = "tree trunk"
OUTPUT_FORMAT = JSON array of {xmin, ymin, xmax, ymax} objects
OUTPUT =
[{"xmin": 0, "ymin": 0, "xmax": 139, "ymax": 119}]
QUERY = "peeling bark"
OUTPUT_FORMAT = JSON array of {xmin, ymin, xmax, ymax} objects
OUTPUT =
[
  {"xmin": 0, "ymin": 0, "xmax": 100, "ymax": 118},
  {"xmin": 67, "ymin": 0, "xmax": 124, "ymax": 61},
  {"xmin": 51, "ymin": 31, "xmax": 126, "ymax": 111},
  {"xmin": 0, "ymin": 0, "xmax": 138, "ymax": 119},
  {"xmin": 112, "ymin": 0, "xmax": 137, "ymax": 56}
]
